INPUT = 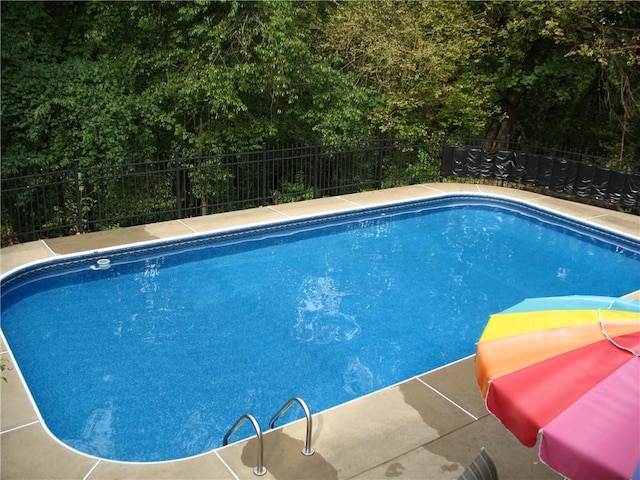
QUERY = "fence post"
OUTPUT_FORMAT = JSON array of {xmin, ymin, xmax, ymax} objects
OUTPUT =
[
  {"xmin": 440, "ymin": 135, "xmax": 448, "ymax": 181},
  {"xmin": 262, "ymin": 142, "xmax": 267, "ymax": 206},
  {"xmin": 175, "ymin": 150, "xmax": 182, "ymax": 219},
  {"xmin": 73, "ymin": 159, "xmax": 84, "ymax": 234},
  {"xmin": 314, "ymin": 139, "xmax": 319, "ymax": 198},
  {"xmin": 376, "ymin": 138, "xmax": 384, "ymax": 190}
]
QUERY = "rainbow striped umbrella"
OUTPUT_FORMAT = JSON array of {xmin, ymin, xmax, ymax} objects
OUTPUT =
[{"xmin": 476, "ymin": 295, "xmax": 640, "ymax": 480}]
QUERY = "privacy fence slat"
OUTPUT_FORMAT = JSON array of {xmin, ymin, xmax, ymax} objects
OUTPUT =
[{"xmin": 440, "ymin": 144, "xmax": 638, "ymax": 214}]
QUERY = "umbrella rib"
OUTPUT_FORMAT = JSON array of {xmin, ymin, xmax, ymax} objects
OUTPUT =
[{"xmin": 598, "ymin": 308, "xmax": 639, "ymax": 356}]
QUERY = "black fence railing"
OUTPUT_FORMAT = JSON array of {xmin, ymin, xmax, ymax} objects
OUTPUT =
[
  {"xmin": 441, "ymin": 140, "xmax": 640, "ymax": 213},
  {"xmin": 2, "ymin": 137, "xmax": 636, "ymax": 247},
  {"xmin": 1, "ymin": 138, "xmax": 442, "ymax": 245}
]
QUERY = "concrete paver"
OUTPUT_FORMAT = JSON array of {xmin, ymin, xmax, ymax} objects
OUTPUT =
[
  {"xmin": 419, "ymin": 357, "xmax": 486, "ymax": 420},
  {"xmin": 268, "ymin": 197, "xmax": 361, "ymax": 218},
  {"xmin": 426, "ymin": 415, "xmax": 558, "ymax": 480},
  {"xmin": 0, "ymin": 352, "xmax": 38, "ymax": 432},
  {"xmin": 1, "ymin": 423, "xmax": 97, "ymax": 480},
  {"xmin": 88, "ymin": 454, "xmax": 236, "ymax": 480},
  {"xmin": 180, "ymin": 207, "xmax": 290, "ymax": 233},
  {"xmin": 0, "ymin": 241, "xmax": 55, "ymax": 275}
]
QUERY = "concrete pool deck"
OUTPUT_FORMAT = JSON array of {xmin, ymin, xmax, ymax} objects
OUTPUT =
[{"xmin": 1, "ymin": 183, "xmax": 638, "ymax": 480}]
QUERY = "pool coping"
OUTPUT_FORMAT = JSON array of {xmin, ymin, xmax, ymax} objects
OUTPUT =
[{"xmin": 1, "ymin": 183, "xmax": 638, "ymax": 480}]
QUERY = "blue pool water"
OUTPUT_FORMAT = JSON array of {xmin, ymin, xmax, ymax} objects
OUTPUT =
[{"xmin": 1, "ymin": 195, "xmax": 639, "ymax": 462}]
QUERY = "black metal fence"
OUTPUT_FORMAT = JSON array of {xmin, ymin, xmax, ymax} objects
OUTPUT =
[
  {"xmin": 1, "ymin": 138, "xmax": 442, "ymax": 245},
  {"xmin": 2, "ymin": 137, "xmax": 636, "ymax": 247},
  {"xmin": 441, "ymin": 140, "xmax": 640, "ymax": 213}
]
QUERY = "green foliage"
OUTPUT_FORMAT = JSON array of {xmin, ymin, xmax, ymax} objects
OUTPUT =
[
  {"xmin": 186, "ymin": 156, "xmax": 235, "ymax": 215},
  {"xmin": 2, "ymin": 0, "xmax": 637, "ymax": 211},
  {"xmin": 478, "ymin": 1, "xmax": 639, "ymax": 162},
  {"xmin": 1, "ymin": 2, "xmax": 158, "ymax": 168},
  {"xmin": 322, "ymin": 1, "xmax": 492, "ymax": 138},
  {"xmin": 272, "ymin": 171, "xmax": 314, "ymax": 204},
  {"xmin": 381, "ymin": 146, "xmax": 442, "ymax": 188}
]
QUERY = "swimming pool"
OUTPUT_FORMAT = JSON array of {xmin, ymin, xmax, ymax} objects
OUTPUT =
[{"xmin": 1, "ymin": 194, "xmax": 639, "ymax": 462}]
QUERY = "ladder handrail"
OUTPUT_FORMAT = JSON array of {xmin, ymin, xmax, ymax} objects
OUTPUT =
[
  {"xmin": 268, "ymin": 396, "xmax": 315, "ymax": 456},
  {"xmin": 223, "ymin": 413, "xmax": 267, "ymax": 476}
]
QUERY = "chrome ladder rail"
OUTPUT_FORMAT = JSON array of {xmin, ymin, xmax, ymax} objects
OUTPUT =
[
  {"xmin": 223, "ymin": 413, "xmax": 267, "ymax": 476},
  {"xmin": 269, "ymin": 396, "xmax": 315, "ymax": 456}
]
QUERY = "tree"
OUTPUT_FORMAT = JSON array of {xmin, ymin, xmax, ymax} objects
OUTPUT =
[
  {"xmin": 321, "ymin": 1, "xmax": 493, "ymax": 139},
  {"xmin": 2, "ymin": 0, "xmax": 636, "ymax": 171},
  {"xmin": 1, "ymin": 1, "xmax": 158, "ymax": 169},
  {"xmin": 479, "ymin": 1, "xmax": 569, "ymax": 151},
  {"xmin": 549, "ymin": 1, "xmax": 640, "ymax": 166},
  {"xmin": 478, "ymin": 1, "xmax": 639, "ymax": 166}
]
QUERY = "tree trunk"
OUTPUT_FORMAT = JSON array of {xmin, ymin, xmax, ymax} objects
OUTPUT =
[{"xmin": 483, "ymin": 88, "xmax": 523, "ymax": 153}]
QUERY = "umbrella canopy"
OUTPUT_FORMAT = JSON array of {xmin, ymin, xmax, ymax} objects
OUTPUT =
[{"xmin": 476, "ymin": 295, "xmax": 640, "ymax": 480}]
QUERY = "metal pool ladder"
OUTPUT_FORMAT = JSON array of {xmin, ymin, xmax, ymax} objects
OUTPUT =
[
  {"xmin": 223, "ymin": 396, "xmax": 315, "ymax": 476},
  {"xmin": 269, "ymin": 396, "xmax": 315, "ymax": 456},
  {"xmin": 223, "ymin": 413, "xmax": 267, "ymax": 476}
]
